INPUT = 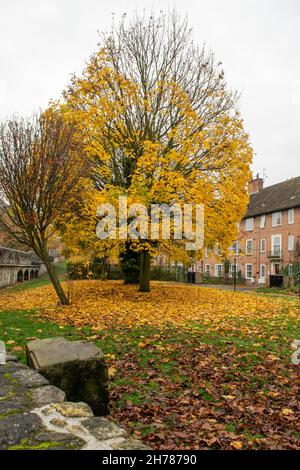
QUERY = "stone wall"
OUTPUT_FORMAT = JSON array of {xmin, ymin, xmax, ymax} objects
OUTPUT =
[
  {"xmin": 0, "ymin": 266, "xmax": 17, "ymax": 288},
  {"xmin": 0, "ymin": 246, "xmax": 44, "ymax": 288},
  {"xmin": 0, "ymin": 354, "xmax": 149, "ymax": 450},
  {"xmin": 0, "ymin": 246, "xmax": 33, "ymax": 266}
]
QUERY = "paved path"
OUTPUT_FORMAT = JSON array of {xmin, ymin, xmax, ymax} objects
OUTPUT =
[
  {"xmin": 195, "ymin": 283, "xmax": 255, "ymax": 292},
  {"xmin": 168, "ymin": 281, "xmax": 255, "ymax": 292}
]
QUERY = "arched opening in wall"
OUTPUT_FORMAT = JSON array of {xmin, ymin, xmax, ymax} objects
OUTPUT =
[
  {"xmin": 17, "ymin": 270, "xmax": 23, "ymax": 283},
  {"xmin": 24, "ymin": 270, "xmax": 29, "ymax": 281},
  {"xmin": 35, "ymin": 270, "xmax": 39, "ymax": 278},
  {"xmin": 30, "ymin": 270, "xmax": 35, "ymax": 280}
]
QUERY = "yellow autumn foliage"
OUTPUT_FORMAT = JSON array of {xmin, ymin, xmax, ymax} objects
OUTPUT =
[{"xmin": 52, "ymin": 43, "xmax": 253, "ymax": 263}]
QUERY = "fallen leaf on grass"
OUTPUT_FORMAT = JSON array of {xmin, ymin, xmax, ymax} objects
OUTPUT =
[
  {"xmin": 230, "ymin": 441, "xmax": 243, "ymax": 450},
  {"xmin": 108, "ymin": 366, "xmax": 117, "ymax": 377}
]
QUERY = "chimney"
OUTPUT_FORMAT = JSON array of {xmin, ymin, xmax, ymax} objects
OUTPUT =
[{"xmin": 250, "ymin": 173, "xmax": 264, "ymax": 194}]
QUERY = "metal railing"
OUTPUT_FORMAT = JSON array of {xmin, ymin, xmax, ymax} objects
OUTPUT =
[
  {"xmin": 0, "ymin": 246, "xmax": 42, "ymax": 266},
  {"xmin": 268, "ymin": 249, "xmax": 283, "ymax": 258}
]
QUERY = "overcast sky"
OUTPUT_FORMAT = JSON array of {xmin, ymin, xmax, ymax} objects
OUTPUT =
[{"xmin": 0, "ymin": 0, "xmax": 299, "ymax": 185}]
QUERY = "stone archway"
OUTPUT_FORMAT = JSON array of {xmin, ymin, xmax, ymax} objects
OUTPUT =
[
  {"xmin": 24, "ymin": 270, "xmax": 29, "ymax": 281},
  {"xmin": 35, "ymin": 269, "xmax": 39, "ymax": 279},
  {"xmin": 17, "ymin": 270, "xmax": 24, "ymax": 283},
  {"xmin": 30, "ymin": 269, "xmax": 35, "ymax": 280}
]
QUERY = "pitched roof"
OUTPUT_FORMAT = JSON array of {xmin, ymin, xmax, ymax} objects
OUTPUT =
[{"xmin": 245, "ymin": 176, "xmax": 300, "ymax": 218}]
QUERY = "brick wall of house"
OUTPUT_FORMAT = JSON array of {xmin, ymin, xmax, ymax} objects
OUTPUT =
[{"xmin": 201, "ymin": 206, "xmax": 300, "ymax": 285}]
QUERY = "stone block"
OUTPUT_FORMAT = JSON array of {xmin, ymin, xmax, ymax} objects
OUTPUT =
[
  {"xmin": 111, "ymin": 437, "xmax": 150, "ymax": 450},
  {"xmin": 31, "ymin": 385, "xmax": 66, "ymax": 406},
  {"xmin": 0, "ymin": 412, "xmax": 42, "ymax": 450},
  {"xmin": 11, "ymin": 368, "xmax": 49, "ymax": 388},
  {"xmin": 34, "ymin": 431, "xmax": 86, "ymax": 449},
  {"xmin": 82, "ymin": 416, "xmax": 127, "ymax": 440},
  {"xmin": 52, "ymin": 402, "xmax": 93, "ymax": 418},
  {"xmin": 26, "ymin": 337, "xmax": 109, "ymax": 416}
]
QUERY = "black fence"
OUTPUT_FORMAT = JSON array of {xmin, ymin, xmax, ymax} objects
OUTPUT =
[
  {"xmin": 107, "ymin": 264, "xmax": 124, "ymax": 280},
  {"xmin": 106, "ymin": 265, "xmax": 250, "ymax": 285},
  {"xmin": 107, "ymin": 264, "xmax": 188, "ymax": 282},
  {"xmin": 202, "ymin": 275, "xmax": 246, "ymax": 285}
]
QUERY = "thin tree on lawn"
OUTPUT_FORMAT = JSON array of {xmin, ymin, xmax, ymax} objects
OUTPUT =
[{"xmin": 0, "ymin": 112, "xmax": 86, "ymax": 305}]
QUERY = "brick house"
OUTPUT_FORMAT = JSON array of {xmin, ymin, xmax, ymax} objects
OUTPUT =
[{"xmin": 201, "ymin": 175, "xmax": 300, "ymax": 286}]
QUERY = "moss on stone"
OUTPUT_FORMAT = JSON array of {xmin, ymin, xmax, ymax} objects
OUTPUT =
[
  {"xmin": 8, "ymin": 438, "xmax": 64, "ymax": 450},
  {"xmin": 2, "ymin": 372, "xmax": 18, "ymax": 384},
  {"xmin": 0, "ymin": 391, "xmax": 15, "ymax": 402},
  {"xmin": 0, "ymin": 408, "xmax": 21, "ymax": 420},
  {"xmin": 3, "ymin": 373, "xmax": 12, "ymax": 379}
]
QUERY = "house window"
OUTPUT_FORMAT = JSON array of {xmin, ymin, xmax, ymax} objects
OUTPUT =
[
  {"xmin": 205, "ymin": 264, "xmax": 210, "ymax": 275},
  {"xmin": 288, "ymin": 208, "xmax": 295, "ymax": 224},
  {"xmin": 246, "ymin": 264, "xmax": 253, "ymax": 279},
  {"xmin": 230, "ymin": 241, "xmax": 239, "ymax": 255},
  {"xmin": 260, "ymin": 215, "xmax": 266, "ymax": 228},
  {"xmin": 288, "ymin": 264, "xmax": 294, "ymax": 276},
  {"xmin": 272, "ymin": 212, "xmax": 282, "ymax": 227},
  {"xmin": 230, "ymin": 263, "xmax": 239, "ymax": 277},
  {"xmin": 271, "ymin": 234, "xmax": 281, "ymax": 257},
  {"xmin": 215, "ymin": 244, "xmax": 221, "ymax": 255},
  {"xmin": 288, "ymin": 235, "xmax": 295, "ymax": 251},
  {"xmin": 215, "ymin": 264, "xmax": 223, "ymax": 277},
  {"xmin": 246, "ymin": 239, "xmax": 253, "ymax": 255},
  {"xmin": 261, "ymin": 238, "xmax": 266, "ymax": 253},
  {"xmin": 245, "ymin": 218, "xmax": 254, "ymax": 231},
  {"xmin": 260, "ymin": 264, "xmax": 266, "ymax": 279}
]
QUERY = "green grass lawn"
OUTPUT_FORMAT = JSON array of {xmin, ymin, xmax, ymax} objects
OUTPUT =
[
  {"xmin": 255, "ymin": 285, "xmax": 300, "ymax": 298},
  {"xmin": 1, "ymin": 305, "xmax": 299, "ymax": 450},
  {"xmin": 0, "ymin": 271, "xmax": 299, "ymax": 450}
]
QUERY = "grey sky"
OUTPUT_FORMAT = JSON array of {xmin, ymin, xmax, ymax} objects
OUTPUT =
[{"xmin": 0, "ymin": 0, "xmax": 299, "ymax": 185}]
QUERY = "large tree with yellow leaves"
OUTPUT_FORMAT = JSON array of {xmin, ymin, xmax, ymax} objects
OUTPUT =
[{"xmin": 58, "ymin": 12, "xmax": 253, "ymax": 292}]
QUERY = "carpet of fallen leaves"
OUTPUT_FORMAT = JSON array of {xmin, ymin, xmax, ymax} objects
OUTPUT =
[
  {"xmin": 0, "ymin": 279, "xmax": 299, "ymax": 329},
  {"xmin": 0, "ymin": 280, "xmax": 299, "ymax": 450}
]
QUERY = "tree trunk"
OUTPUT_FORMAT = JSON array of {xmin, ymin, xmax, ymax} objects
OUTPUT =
[
  {"xmin": 120, "ymin": 242, "xmax": 140, "ymax": 284},
  {"xmin": 139, "ymin": 251, "xmax": 151, "ymax": 292},
  {"xmin": 43, "ymin": 256, "xmax": 69, "ymax": 305}
]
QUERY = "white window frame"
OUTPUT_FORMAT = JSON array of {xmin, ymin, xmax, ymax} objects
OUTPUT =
[
  {"xmin": 260, "ymin": 264, "xmax": 266, "ymax": 279},
  {"xmin": 271, "ymin": 234, "xmax": 282, "ymax": 257},
  {"xmin": 288, "ymin": 208, "xmax": 295, "ymax": 225},
  {"xmin": 215, "ymin": 264, "xmax": 223, "ymax": 277},
  {"xmin": 272, "ymin": 212, "xmax": 282, "ymax": 227},
  {"xmin": 288, "ymin": 235, "xmax": 295, "ymax": 252},
  {"xmin": 230, "ymin": 263, "xmax": 239, "ymax": 277},
  {"xmin": 245, "ymin": 264, "xmax": 253, "ymax": 280},
  {"xmin": 260, "ymin": 238, "xmax": 266, "ymax": 253},
  {"xmin": 230, "ymin": 241, "xmax": 239, "ymax": 255},
  {"xmin": 245, "ymin": 217, "xmax": 254, "ymax": 231},
  {"xmin": 260, "ymin": 215, "xmax": 266, "ymax": 228},
  {"xmin": 246, "ymin": 239, "xmax": 253, "ymax": 255},
  {"xmin": 288, "ymin": 264, "xmax": 294, "ymax": 277}
]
